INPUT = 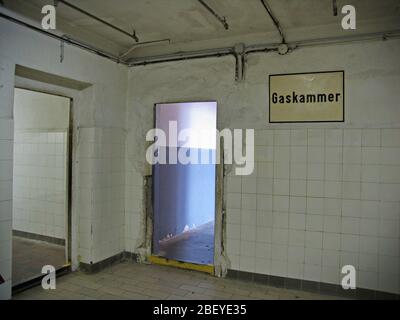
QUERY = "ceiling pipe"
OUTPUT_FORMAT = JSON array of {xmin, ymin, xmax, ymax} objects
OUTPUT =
[
  {"xmin": 197, "ymin": 0, "xmax": 229, "ymax": 30},
  {"xmin": 129, "ymin": 29, "xmax": 400, "ymax": 67},
  {"xmin": 3, "ymin": 9, "xmax": 400, "ymax": 72},
  {"xmin": 119, "ymin": 38, "xmax": 172, "ymax": 60},
  {"xmin": 129, "ymin": 47, "xmax": 234, "ymax": 66},
  {"xmin": 291, "ymin": 29, "xmax": 400, "ymax": 48},
  {"xmin": 0, "ymin": 12, "xmax": 129, "ymax": 65},
  {"xmin": 55, "ymin": 0, "xmax": 139, "ymax": 42},
  {"xmin": 260, "ymin": 0, "xmax": 286, "ymax": 44}
]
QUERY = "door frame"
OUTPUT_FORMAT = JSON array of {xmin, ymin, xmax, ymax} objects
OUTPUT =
[{"xmin": 11, "ymin": 87, "xmax": 73, "ymax": 291}]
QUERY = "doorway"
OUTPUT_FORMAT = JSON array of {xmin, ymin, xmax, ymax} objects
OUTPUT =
[
  {"xmin": 11, "ymin": 88, "xmax": 72, "ymax": 288},
  {"xmin": 152, "ymin": 101, "xmax": 217, "ymax": 268}
]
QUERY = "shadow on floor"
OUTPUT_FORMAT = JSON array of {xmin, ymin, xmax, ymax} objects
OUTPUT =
[
  {"xmin": 157, "ymin": 221, "xmax": 214, "ymax": 265},
  {"xmin": 12, "ymin": 236, "xmax": 66, "ymax": 286}
]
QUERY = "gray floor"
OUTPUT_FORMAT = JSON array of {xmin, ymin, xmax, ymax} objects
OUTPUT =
[
  {"xmin": 13, "ymin": 261, "xmax": 342, "ymax": 300},
  {"xmin": 158, "ymin": 222, "xmax": 214, "ymax": 265},
  {"xmin": 12, "ymin": 236, "xmax": 66, "ymax": 286}
]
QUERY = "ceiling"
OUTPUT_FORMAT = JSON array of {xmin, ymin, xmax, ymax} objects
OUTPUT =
[{"xmin": 2, "ymin": 0, "xmax": 400, "ymax": 60}]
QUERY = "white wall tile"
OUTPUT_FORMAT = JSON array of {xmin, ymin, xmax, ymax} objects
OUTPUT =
[
  {"xmin": 289, "ymin": 213, "xmax": 306, "ymax": 230},
  {"xmin": 343, "ymin": 146, "xmax": 361, "ymax": 164},
  {"xmin": 308, "ymin": 146, "xmax": 324, "ymax": 163},
  {"xmin": 225, "ymin": 128, "xmax": 400, "ymax": 294},
  {"xmin": 381, "ymin": 129, "xmax": 400, "ymax": 147},
  {"xmin": 12, "ymin": 131, "xmax": 68, "ymax": 239},
  {"xmin": 273, "ymin": 179, "xmax": 289, "ymax": 195},
  {"xmin": 324, "ymin": 216, "xmax": 342, "ymax": 233},
  {"xmin": 362, "ymin": 129, "xmax": 380, "ymax": 147},
  {"xmin": 308, "ymin": 129, "xmax": 324, "ymax": 146},
  {"xmin": 341, "ymin": 234, "xmax": 360, "ymax": 252},
  {"xmin": 274, "ymin": 130, "xmax": 290, "ymax": 146},
  {"xmin": 322, "ymin": 249, "xmax": 340, "ymax": 267},
  {"xmin": 290, "ymin": 180, "xmax": 307, "ymax": 197},
  {"xmin": 290, "ymin": 163, "xmax": 307, "ymax": 179},
  {"xmin": 290, "ymin": 130, "xmax": 307, "ymax": 146},
  {"xmin": 381, "ymin": 148, "xmax": 400, "ymax": 166},
  {"xmin": 325, "ymin": 147, "xmax": 342, "ymax": 164},
  {"xmin": 344, "ymin": 129, "xmax": 362, "ymax": 146},
  {"xmin": 321, "ymin": 266, "xmax": 340, "ymax": 284},
  {"xmin": 242, "ymin": 177, "xmax": 256, "ymax": 194},
  {"xmin": 290, "ymin": 146, "xmax": 307, "ymax": 163},
  {"xmin": 325, "ymin": 129, "xmax": 343, "ymax": 146},
  {"xmin": 289, "ymin": 197, "xmax": 306, "ymax": 214}
]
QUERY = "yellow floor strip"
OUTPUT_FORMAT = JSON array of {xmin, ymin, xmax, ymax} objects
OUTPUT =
[{"xmin": 149, "ymin": 255, "xmax": 214, "ymax": 275}]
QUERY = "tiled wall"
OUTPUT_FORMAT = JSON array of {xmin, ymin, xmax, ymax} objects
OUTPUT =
[
  {"xmin": 226, "ymin": 128, "xmax": 400, "ymax": 294},
  {"xmin": 77, "ymin": 127, "xmax": 125, "ymax": 264},
  {"xmin": 0, "ymin": 119, "xmax": 13, "ymax": 299},
  {"xmin": 12, "ymin": 130, "xmax": 67, "ymax": 239}
]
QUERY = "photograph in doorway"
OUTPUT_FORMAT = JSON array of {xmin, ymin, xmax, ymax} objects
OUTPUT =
[{"xmin": 152, "ymin": 102, "xmax": 217, "ymax": 266}]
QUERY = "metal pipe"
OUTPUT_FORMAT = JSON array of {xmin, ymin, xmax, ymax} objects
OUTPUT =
[
  {"xmin": 129, "ymin": 29, "xmax": 400, "ymax": 67},
  {"xmin": 119, "ymin": 38, "xmax": 171, "ymax": 59},
  {"xmin": 0, "ymin": 12, "xmax": 128, "ymax": 65},
  {"xmin": 260, "ymin": 0, "xmax": 286, "ymax": 44},
  {"xmin": 197, "ymin": 0, "xmax": 229, "ymax": 30},
  {"xmin": 291, "ymin": 29, "xmax": 400, "ymax": 48},
  {"xmin": 129, "ymin": 47, "xmax": 234, "ymax": 66},
  {"xmin": 56, "ymin": 0, "xmax": 139, "ymax": 42}
]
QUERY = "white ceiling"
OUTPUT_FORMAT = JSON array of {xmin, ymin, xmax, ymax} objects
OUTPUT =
[{"xmin": 2, "ymin": 0, "xmax": 400, "ymax": 59}]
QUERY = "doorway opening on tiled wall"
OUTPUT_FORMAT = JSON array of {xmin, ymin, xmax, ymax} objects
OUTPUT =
[
  {"xmin": 11, "ymin": 88, "xmax": 72, "ymax": 289},
  {"xmin": 151, "ymin": 102, "xmax": 217, "ymax": 272}
]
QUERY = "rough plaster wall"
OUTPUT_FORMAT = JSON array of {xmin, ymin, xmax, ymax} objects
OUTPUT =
[
  {"xmin": 0, "ymin": 19, "xmax": 127, "ymax": 299},
  {"xmin": 125, "ymin": 39, "xmax": 400, "ymax": 293}
]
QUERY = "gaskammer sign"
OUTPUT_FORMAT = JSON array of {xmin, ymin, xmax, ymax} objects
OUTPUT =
[{"xmin": 269, "ymin": 71, "xmax": 344, "ymax": 123}]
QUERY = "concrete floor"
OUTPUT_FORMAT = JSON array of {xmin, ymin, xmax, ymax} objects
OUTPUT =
[
  {"xmin": 12, "ymin": 236, "xmax": 66, "ymax": 286},
  {"xmin": 12, "ymin": 261, "xmax": 341, "ymax": 300},
  {"xmin": 158, "ymin": 222, "xmax": 214, "ymax": 265}
]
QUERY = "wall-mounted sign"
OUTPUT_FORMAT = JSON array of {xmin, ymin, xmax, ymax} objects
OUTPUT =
[{"xmin": 269, "ymin": 71, "xmax": 344, "ymax": 123}]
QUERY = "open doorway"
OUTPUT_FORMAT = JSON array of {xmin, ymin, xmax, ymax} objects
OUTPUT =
[
  {"xmin": 152, "ymin": 101, "xmax": 217, "ymax": 267},
  {"xmin": 11, "ymin": 88, "xmax": 71, "ymax": 288}
]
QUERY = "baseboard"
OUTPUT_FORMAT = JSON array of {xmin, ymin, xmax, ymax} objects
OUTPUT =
[
  {"xmin": 226, "ymin": 269, "xmax": 400, "ymax": 300},
  {"xmin": 124, "ymin": 251, "xmax": 140, "ymax": 262},
  {"xmin": 79, "ymin": 251, "xmax": 139, "ymax": 274},
  {"xmin": 13, "ymin": 230, "xmax": 65, "ymax": 246},
  {"xmin": 12, "ymin": 265, "xmax": 71, "ymax": 295}
]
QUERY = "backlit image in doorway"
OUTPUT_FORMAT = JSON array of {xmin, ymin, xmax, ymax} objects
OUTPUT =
[{"xmin": 152, "ymin": 101, "xmax": 217, "ymax": 266}]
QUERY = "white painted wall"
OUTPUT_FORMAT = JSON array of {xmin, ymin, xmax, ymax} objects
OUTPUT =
[
  {"xmin": 12, "ymin": 88, "xmax": 70, "ymax": 240},
  {"xmin": 125, "ymin": 39, "xmax": 400, "ymax": 294},
  {"xmin": 0, "ymin": 15, "xmax": 127, "ymax": 299}
]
